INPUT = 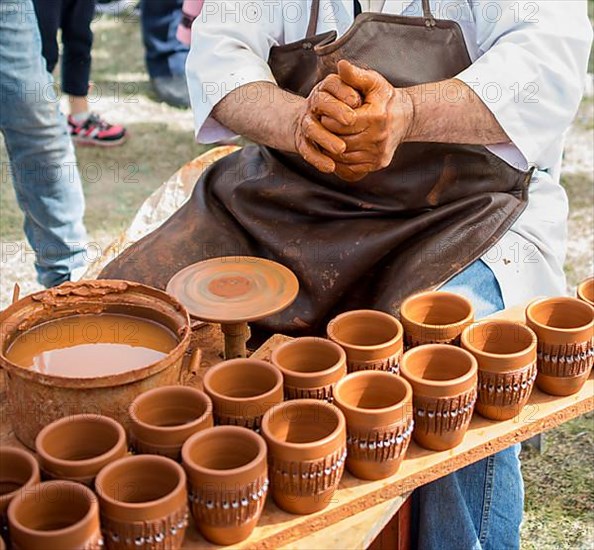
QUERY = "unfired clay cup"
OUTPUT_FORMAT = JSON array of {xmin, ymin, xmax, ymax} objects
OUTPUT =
[
  {"xmin": 526, "ymin": 297, "xmax": 594, "ymax": 396},
  {"xmin": 203, "ymin": 359, "xmax": 283, "ymax": 431},
  {"xmin": 35, "ymin": 414, "xmax": 127, "ymax": 486},
  {"xmin": 577, "ymin": 277, "xmax": 594, "ymax": 306},
  {"xmin": 401, "ymin": 345, "xmax": 478, "ymax": 451},
  {"xmin": 333, "ymin": 371, "xmax": 414, "ymax": 480},
  {"xmin": 95, "ymin": 455, "xmax": 188, "ymax": 550},
  {"xmin": 8, "ymin": 480, "xmax": 102, "ymax": 550},
  {"xmin": 271, "ymin": 337, "xmax": 347, "ymax": 401},
  {"xmin": 400, "ymin": 291, "xmax": 474, "ymax": 348},
  {"xmin": 461, "ymin": 320, "xmax": 537, "ymax": 420},
  {"xmin": 327, "ymin": 310, "xmax": 403, "ymax": 374},
  {"xmin": 182, "ymin": 426, "xmax": 268, "ymax": 545},
  {"xmin": 261, "ymin": 399, "xmax": 346, "ymax": 515},
  {"xmin": 129, "ymin": 385, "xmax": 213, "ymax": 460},
  {"xmin": 0, "ymin": 447, "xmax": 40, "ymax": 538}
]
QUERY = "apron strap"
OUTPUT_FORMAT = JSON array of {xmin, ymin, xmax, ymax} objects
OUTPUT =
[
  {"xmin": 306, "ymin": 0, "xmax": 321, "ymax": 37},
  {"xmin": 422, "ymin": 0, "xmax": 437, "ymax": 26},
  {"xmin": 307, "ymin": 0, "xmax": 436, "ymax": 37}
]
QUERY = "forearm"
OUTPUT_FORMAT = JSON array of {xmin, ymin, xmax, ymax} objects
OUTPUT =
[
  {"xmin": 212, "ymin": 82, "xmax": 304, "ymax": 153},
  {"xmin": 404, "ymin": 79, "xmax": 510, "ymax": 145}
]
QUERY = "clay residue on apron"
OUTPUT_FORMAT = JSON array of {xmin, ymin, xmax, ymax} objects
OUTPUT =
[{"xmin": 98, "ymin": 7, "xmax": 530, "ymax": 336}]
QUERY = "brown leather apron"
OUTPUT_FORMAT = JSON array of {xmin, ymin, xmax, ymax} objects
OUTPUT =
[{"xmin": 101, "ymin": 0, "xmax": 531, "ymax": 336}]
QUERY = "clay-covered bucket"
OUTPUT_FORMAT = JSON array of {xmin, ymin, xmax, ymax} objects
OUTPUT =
[{"xmin": 0, "ymin": 281, "xmax": 192, "ymax": 449}]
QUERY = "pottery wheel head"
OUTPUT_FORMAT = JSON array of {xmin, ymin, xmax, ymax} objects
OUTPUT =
[{"xmin": 166, "ymin": 257, "xmax": 299, "ymax": 323}]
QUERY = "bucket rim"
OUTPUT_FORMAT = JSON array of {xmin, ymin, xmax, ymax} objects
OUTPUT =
[{"xmin": 0, "ymin": 280, "xmax": 192, "ymax": 389}]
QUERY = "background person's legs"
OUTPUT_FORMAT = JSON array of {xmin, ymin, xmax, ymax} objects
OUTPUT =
[
  {"xmin": 0, "ymin": 0, "xmax": 89, "ymax": 287},
  {"xmin": 32, "ymin": 0, "xmax": 127, "ymax": 146},
  {"xmin": 59, "ymin": 0, "xmax": 95, "ymax": 99},
  {"xmin": 141, "ymin": 0, "xmax": 190, "ymax": 107},
  {"xmin": 32, "ymin": 0, "xmax": 93, "ymax": 98},
  {"xmin": 412, "ymin": 260, "xmax": 524, "ymax": 550},
  {"xmin": 30, "ymin": 0, "xmax": 62, "ymax": 73}
]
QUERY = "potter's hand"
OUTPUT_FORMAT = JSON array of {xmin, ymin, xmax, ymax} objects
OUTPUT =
[
  {"xmin": 293, "ymin": 74, "xmax": 362, "ymax": 173},
  {"xmin": 321, "ymin": 60, "xmax": 414, "ymax": 182}
]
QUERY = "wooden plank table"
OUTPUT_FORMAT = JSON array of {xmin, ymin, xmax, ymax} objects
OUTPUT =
[{"xmin": 1, "ymin": 305, "xmax": 592, "ymax": 549}]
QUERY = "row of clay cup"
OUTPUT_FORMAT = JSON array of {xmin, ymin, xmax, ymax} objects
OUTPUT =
[
  {"xmin": 174, "ymin": 354, "xmax": 411, "ymax": 500},
  {"xmin": 390, "ymin": 289, "xmax": 592, "ymax": 399},
  {"xmin": 123, "ymin": 287, "xmax": 592, "ymax": 479},
  {"xmin": 0, "ymin": 385, "xmax": 212, "ymax": 549},
  {"xmin": 271, "ymin": 330, "xmax": 472, "ymax": 457},
  {"xmin": 398, "ymin": 290, "xmax": 593, "ymax": 399},
  {"xmin": 132, "ymin": 402, "xmax": 345, "ymax": 547},
  {"xmin": 0, "ymin": 404, "xmax": 346, "ymax": 548},
  {"xmin": 269, "ymin": 329, "xmax": 413, "ymax": 480},
  {"xmin": 29, "ymin": 385, "xmax": 214, "ymax": 482},
  {"xmin": 283, "ymin": 289, "xmax": 594, "ymax": 453},
  {"xmin": 33, "ymin": 385, "xmax": 218, "ymax": 548},
  {"xmin": 0, "ymin": 444, "xmax": 188, "ymax": 550},
  {"xmin": 129, "ymin": 400, "xmax": 346, "ymax": 546},
  {"xmin": 186, "ymin": 360, "xmax": 346, "ymax": 536},
  {"xmin": 0, "ymin": 377, "xmax": 342, "ymax": 548},
  {"xmin": 202, "ymin": 291, "xmax": 593, "ymax": 474}
]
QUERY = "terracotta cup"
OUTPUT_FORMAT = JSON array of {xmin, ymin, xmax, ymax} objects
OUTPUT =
[
  {"xmin": 271, "ymin": 337, "xmax": 347, "ymax": 402},
  {"xmin": 400, "ymin": 291, "xmax": 474, "ymax": 348},
  {"xmin": 261, "ymin": 399, "xmax": 346, "ymax": 515},
  {"xmin": 129, "ymin": 385, "xmax": 213, "ymax": 460},
  {"xmin": 35, "ymin": 414, "xmax": 127, "ymax": 486},
  {"xmin": 327, "ymin": 310, "xmax": 403, "ymax": 374},
  {"xmin": 8, "ymin": 480, "xmax": 102, "ymax": 550},
  {"xmin": 577, "ymin": 277, "xmax": 594, "ymax": 306},
  {"xmin": 333, "ymin": 371, "xmax": 414, "ymax": 480},
  {"xmin": 0, "ymin": 447, "xmax": 40, "ymax": 538},
  {"xmin": 182, "ymin": 426, "xmax": 267, "ymax": 545},
  {"xmin": 95, "ymin": 455, "xmax": 188, "ymax": 550},
  {"xmin": 203, "ymin": 359, "xmax": 283, "ymax": 431},
  {"xmin": 461, "ymin": 321, "xmax": 537, "ymax": 420},
  {"xmin": 525, "ymin": 297, "xmax": 594, "ymax": 396},
  {"xmin": 401, "ymin": 345, "xmax": 478, "ymax": 451}
]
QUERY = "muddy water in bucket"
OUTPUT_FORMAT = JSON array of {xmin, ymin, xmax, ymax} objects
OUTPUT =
[{"xmin": 6, "ymin": 313, "xmax": 177, "ymax": 378}]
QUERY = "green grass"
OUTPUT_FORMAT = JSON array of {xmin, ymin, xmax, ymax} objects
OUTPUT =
[
  {"xmin": 0, "ymin": 14, "xmax": 205, "ymax": 241},
  {"xmin": 0, "ymin": 171, "xmax": 23, "ymax": 239},
  {"xmin": 562, "ymin": 172, "xmax": 594, "ymax": 212},
  {"xmin": 522, "ymin": 413, "xmax": 594, "ymax": 550}
]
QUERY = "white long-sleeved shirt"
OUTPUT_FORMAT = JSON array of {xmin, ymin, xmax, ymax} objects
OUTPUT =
[{"xmin": 186, "ymin": 0, "xmax": 593, "ymax": 307}]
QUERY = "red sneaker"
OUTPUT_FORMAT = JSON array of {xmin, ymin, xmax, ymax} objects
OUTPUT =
[{"xmin": 68, "ymin": 113, "xmax": 127, "ymax": 147}]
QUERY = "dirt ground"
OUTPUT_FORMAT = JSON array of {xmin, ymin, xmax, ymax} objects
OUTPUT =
[{"xmin": 0, "ymin": 11, "xmax": 593, "ymax": 550}]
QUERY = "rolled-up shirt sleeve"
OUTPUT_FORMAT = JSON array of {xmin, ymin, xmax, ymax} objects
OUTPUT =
[
  {"xmin": 457, "ymin": 0, "xmax": 593, "ymax": 169},
  {"xmin": 186, "ymin": 0, "xmax": 285, "ymax": 143}
]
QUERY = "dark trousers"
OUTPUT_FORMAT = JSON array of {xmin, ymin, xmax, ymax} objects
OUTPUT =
[
  {"xmin": 32, "ymin": 0, "xmax": 95, "ymax": 96},
  {"xmin": 141, "ymin": 0, "xmax": 188, "ymax": 78}
]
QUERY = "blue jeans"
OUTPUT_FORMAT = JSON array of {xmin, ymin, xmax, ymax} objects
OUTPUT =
[
  {"xmin": 0, "ymin": 0, "xmax": 88, "ymax": 287},
  {"xmin": 141, "ymin": 0, "xmax": 189, "ymax": 78},
  {"xmin": 412, "ymin": 260, "xmax": 524, "ymax": 550}
]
